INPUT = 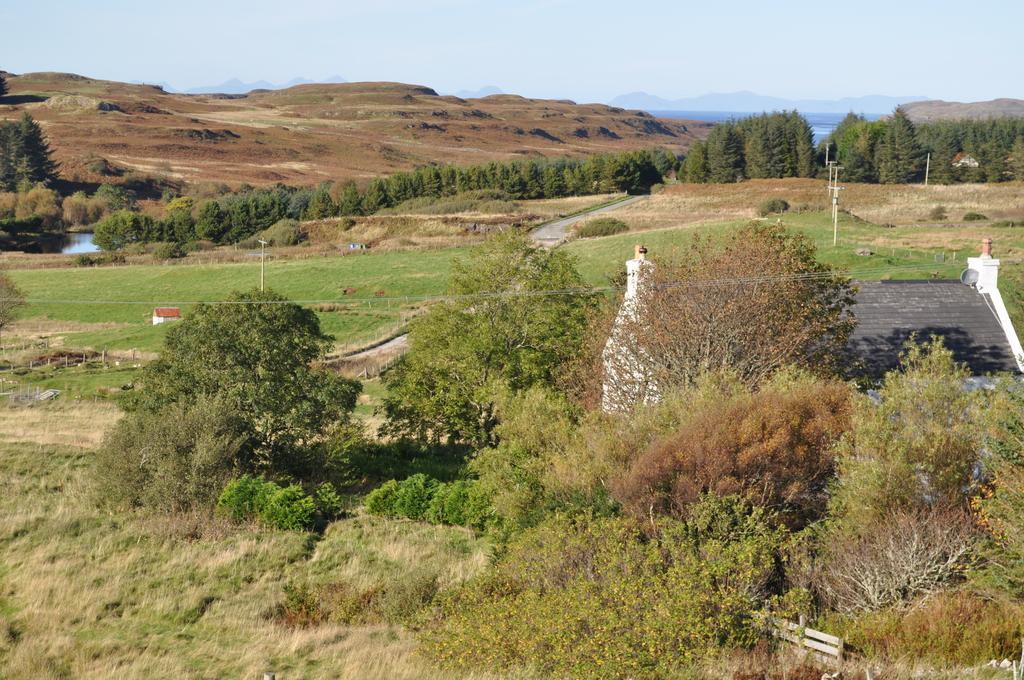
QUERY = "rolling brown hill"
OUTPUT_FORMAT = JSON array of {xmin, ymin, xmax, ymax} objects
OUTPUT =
[
  {"xmin": 0, "ymin": 72, "xmax": 712, "ymax": 187},
  {"xmin": 902, "ymin": 98, "xmax": 1024, "ymax": 122}
]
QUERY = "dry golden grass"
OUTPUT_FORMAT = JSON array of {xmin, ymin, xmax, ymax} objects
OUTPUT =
[
  {"xmin": 0, "ymin": 401, "xmax": 120, "ymax": 448},
  {"xmin": 616, "ymin": 179, "xmax": 1024, "ymax": 233},
  {"xmin": 0, "ymin": 441, "xmax": 500, "ymax": 679}
]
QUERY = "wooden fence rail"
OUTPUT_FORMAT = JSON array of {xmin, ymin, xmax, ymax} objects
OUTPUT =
[{"xmin": 768, "ymin": 616, "xmax": 844, "ymax": 664}]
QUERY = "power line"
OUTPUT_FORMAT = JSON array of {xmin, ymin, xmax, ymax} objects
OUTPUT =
[{"xmin": 0, "ymin": 260, "xmax": 1003, "ymax": 307}]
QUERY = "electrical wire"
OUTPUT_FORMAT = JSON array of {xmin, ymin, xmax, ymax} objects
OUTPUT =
[{"xmin": 1, "ymin": 259, "xmax": 1011, "ymax": 307}]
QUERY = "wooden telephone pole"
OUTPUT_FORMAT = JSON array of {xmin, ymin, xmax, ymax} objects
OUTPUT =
[{"xmin": 826, "ymin": 161, "xmax": 844, "ymax": 246}]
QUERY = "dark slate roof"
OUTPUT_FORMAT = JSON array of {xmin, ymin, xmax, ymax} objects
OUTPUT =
[{"xmin": 849, "ymin": 280, "xmax": 1019, "ymax": 377}]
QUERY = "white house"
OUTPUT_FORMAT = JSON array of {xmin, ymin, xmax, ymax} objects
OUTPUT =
[
  {"xmin": 952, "ymin": 152, "xmax": 980, "ymax": 169},
  {"xmin": 152, "ymin": 307, "xmax": 181, "ymax": 325},
  {"xmin": 602, "ymin": 239, "xmax": 1024, "ymax": 412}
]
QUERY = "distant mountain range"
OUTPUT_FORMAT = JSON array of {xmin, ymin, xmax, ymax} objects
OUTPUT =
[
  {"xmin": 451, "ymin": 86, "xmax": 504, "ymax": 99},
  {"xmin": 147, "ymin": 76, "xmax": 348, "ymax": 95},
  {"xmin": 901, "ymin": 98, "xmax": 1024, "ymax": 122},
  {"xmin": 609, "ymin": 91, "xmax": 928, "ymax": 114}
]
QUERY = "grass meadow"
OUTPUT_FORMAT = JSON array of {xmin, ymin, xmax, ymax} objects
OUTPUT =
[{"xmin": 0, "ymin": 406, "xmax": 499, "ymax": 679}]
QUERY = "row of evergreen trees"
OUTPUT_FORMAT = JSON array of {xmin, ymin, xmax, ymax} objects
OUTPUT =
[
  {"xmin": 679, "ymin": 112, "xmax": 817, "ymax": 183},
  {"xmin": 0, "ymin": 113, "xmax": 59, "ymax": 191},
  {"xmin": 139, "ymin": 149, "xmax": 674, "ymax": 246},
  {"xmin": 678, "ymin": 108, "xmax": 1024, "ymax": 185},
  {"xmin": 831, "ymin": 110, "xmax": 1024, "ymax": 183}
]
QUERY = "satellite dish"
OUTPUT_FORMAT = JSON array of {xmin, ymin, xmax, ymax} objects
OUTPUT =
[{"xmin": 961, "ymin": 268, "xmax": 980, "ymax": 286}]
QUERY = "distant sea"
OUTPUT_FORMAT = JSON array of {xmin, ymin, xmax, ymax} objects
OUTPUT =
[{"xmin": 656, "ymin": 111, "xmax": 883, "ymax": 144}]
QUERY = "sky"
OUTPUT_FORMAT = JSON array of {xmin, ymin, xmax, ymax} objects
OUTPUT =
[{"xmin": 1, "ymin": 0, "xmax": 1020, "ymax": 103}]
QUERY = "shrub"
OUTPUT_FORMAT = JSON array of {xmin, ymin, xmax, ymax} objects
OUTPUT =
[
  {"xmin": 963, "ymin": 211, "xmax": 989, "ymax": 221},
  {"xmin": 62, "ymin": 191, "xmax": 106, "ymax": 226},
  {"xmin": 833, "ymin": 591, "xmax": 1024, "ymax": 666},
  {"xmin": 315, "ymin": 482, "xmax": 345, "ymax": 520},
  {"xmin": 261, "ymin": 484, "xmax": 317, "ymax": 530},
  {"xmin": 364, "ymin": 475, "xmax": 490, "ymax": 529},
  {"xmin": 393, "ymin": 473, "xmax": 438, "ymax": 520},
  {"xmin": 928, "ymin": 205, "xmax": 948, "ymax": 221},
  {"xmin": 423, "ymin": 502, "xmax": 788, "ymax": 677},
  {"xmin": 73, "ymin": 253, "xmax": 96, "ymax": 267},
  {"xmin": 364, "ymin": 479, "xmax": 401, "ymax": 517},
  {"xmin": 217, "ymin": 475, "xmax": 275, "ymax": 522},
  {"xmin": 757, "ymin": 198, "xmax": 790, "ymax": 216},
  {"xmin": 612, "ymin": 373, "xmax": 851, "ymax": 529},
  {"xmin": 575, "ymin": 216, "xmax": 628, "ymax": 238},
  {"xmin": 426, "ymin": 480, "xmax": 468, "ymax": 525},
  {"xmin": 829, "ymin": 338, "xmax": 983, "ymax": 527},
  {"xmin": 96, "ymin": 396, "xmax": 249, "ymax": 511},
  {"xmin": 260, "ymin": 218, "xmax": 302, "ymax": 247},
  {"xmin": 152, "ymin": 241, "xmax": 185, "ymax": 260},
  {"xmin": 809, "ymin": 507, "xmax": 976, "ymax": 614},
  {"xmin": 217, "ymin": 475, "xmax": 317, "ymax": 531},
  {"xmin": 277, "ymin": 581, "xmax": 326, "ymax": 627}
]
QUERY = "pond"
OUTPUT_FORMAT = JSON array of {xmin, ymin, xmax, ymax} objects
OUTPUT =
[{"xmin": 60, "ymin": 232, "xmax": 100, "ymax": 254}]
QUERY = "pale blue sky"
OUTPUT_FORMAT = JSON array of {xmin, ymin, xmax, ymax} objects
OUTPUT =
[{"xmin": 1, "ymin": 0, "xmax": 1019, "ymax": 102}]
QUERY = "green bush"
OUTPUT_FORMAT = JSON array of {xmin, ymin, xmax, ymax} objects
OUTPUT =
[
  {"xmin": 260, "ymin": 218, "xmax": 302, "ymax": 246},
  {"xmin": 73, "ymin": 253, "xmax": 96, "ymax": 267},
  {"xmin": 364, "ymin": 479, "xmax": 401, "ymax": 517},
  {"xmin": 757, "ymin": 198, "xmax": 790, "ymax": 216},
  {"xmin": 315, "ymin": 482, "xmax": 345, "ymax": 520},
  {"xmin": 152, "ymin": 241, "xmax": 185, "ymax": 260},
  {"xmin": 393, "ymin": 473, "xmax": 439, "ymax": 520},
  {"xmin": 217, "ymin": 475, "xmax": 275, "ymax": 522},
  {"xmin": 424, "ymin": 500, "xmax": 788, "ymax": 677},
  {"xmin": 262, "ymin": 484, "xmax": 317, "ymax": 531},
  {"xmin": 575, "ymin": 217, "xmax": 628, "ymax": 238},
  {"xmin": 96, "ymin": 396, "xmax": 248, "ymax": 511},
  {"xmin": 217, "ymin": 475, "xmax": 317, "ymax": 531},
  {"xmin": 963, "ymin": 211, "xmax": 989, "ymax": 221},
  {"xmin": 364, "ymin": 475, "xmax": 490, "ymax": 529},
  {"xmin": 928, "ymin": 205, "xmax": 948, "ymax": 221}
]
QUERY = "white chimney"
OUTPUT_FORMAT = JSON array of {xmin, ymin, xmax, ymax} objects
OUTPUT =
[
  {"xmin": 625, "ymin": 244, "xmax": 649, "ymax": 300},
  {"xmin": 967, "ymin": 237, "xmax": 999, "ymax": 294},
  {"xmin": 966, "ymin": 238, "xmax": 1024, "ymax": 371}
]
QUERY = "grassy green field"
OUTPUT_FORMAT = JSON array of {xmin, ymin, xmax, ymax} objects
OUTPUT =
[
  {"xmin": 0, "ymin": 433, "xmax": 494, "ymax": 678},
  {"xmin": 564, "ymin": 210, "xmax": 1024, "ymax": 326},
  {"xmin": 9, "ymin": 248, "xmax": 460, "ymax": 352},
  {"xmin": 10, "ymin": 208, "xmax": 1024, "ymax": 357}
]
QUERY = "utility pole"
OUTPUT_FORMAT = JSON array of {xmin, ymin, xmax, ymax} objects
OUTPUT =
[
  {"xmin": 924, "ymin": 152, "xmax": 931, "ymax": 186},
  {"xmin": 258, "ymin": 239, "xmax": 268, "ymax": 291},
  {"xmin": 826, "ymin": 161, "xmax": 844, "ymax": 247}
]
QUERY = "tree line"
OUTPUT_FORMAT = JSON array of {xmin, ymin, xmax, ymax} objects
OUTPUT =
[
  {"xmin": 93, "ymin": 149, "xmax": 675, "ymax": 249},
  {"xmin": 832, "ymin": 110, "xmax": 1024, "ymax": 183},
  {"xmin": 679, "ymin": 108, "xmax": 1024, "ymax": 184},
  {"xmin": 680, "ymin": 111, "xmax": 817, "ymax": 182}
]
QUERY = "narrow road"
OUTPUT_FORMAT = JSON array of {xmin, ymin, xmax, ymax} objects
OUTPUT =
[
  {"xmin": 531, "ymin": 195, "xmax": 646, "ymax": 246},
  {"xmin": 341, "ymin": 196, "xmax": 647, "ymax": 364},
  {"xmin": 341, "ymin": 333, "xmax": 409, "ymax": 361}
]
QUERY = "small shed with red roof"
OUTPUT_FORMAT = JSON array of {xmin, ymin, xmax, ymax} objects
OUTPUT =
[{"xmin": 152, "ymin": 307, "xmax": 181, "ymax": 325}]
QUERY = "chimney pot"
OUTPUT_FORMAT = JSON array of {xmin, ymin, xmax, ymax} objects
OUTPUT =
[{"xmin": 982, "ymin": 238, "xmax": 993, "ymax": 258}]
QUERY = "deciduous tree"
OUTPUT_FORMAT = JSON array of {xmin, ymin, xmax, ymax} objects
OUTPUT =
[
  {"xmin": 124, "ymin": 289, "xmax": 360, "ymax": 473},
  {"xmin": 381, "ymin": 231, "xmax": 594, "ymax": 446}
]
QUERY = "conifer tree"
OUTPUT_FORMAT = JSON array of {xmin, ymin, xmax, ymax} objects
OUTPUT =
[
  {"xmin": 706, "ymin": 124, "xmax": 745, "ymax": 183},
  {"xmin": 1010, "ymin": 137, "xmax": 1024, "ymax": 182},
  {"xmin": 0, "ymin": 71, "xmax": 7, "ymax": 97},
  {"xmin": 877, "ymin": 108, "xmax": 925, "ymax": 184},
  {"xmin": 682, "ymin": 141, "xmax": 708, "ymax": 183}
]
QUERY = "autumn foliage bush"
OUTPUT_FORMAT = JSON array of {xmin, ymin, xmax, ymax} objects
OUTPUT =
[
  {"xmin": 832, "ymin": 590, "xmax": 1024, "ymax": 666},
  {"xmin": 611, "ymin": 374, "xmax": 851, "ymax": 529},
  {"xmin": 424, "ymin": 499, "xmax": 791, "ymax": 678}
]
